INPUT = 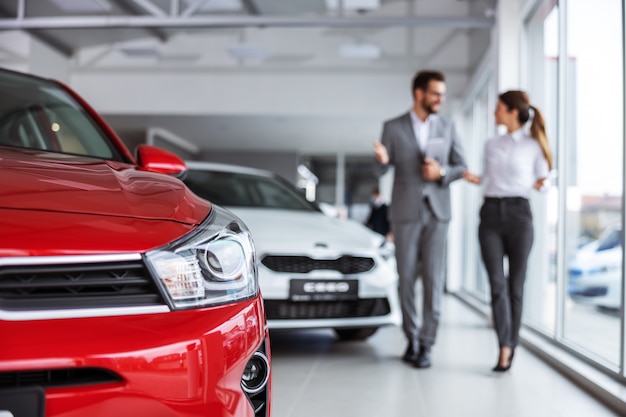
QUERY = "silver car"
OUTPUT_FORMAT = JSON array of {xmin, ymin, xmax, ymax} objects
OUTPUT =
[{"xmin": 183, "ymin": 161, "xmax": 401, "ymax": 340}]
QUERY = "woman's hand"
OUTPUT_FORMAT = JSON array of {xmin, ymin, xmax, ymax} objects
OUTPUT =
[
  {"xmin": 533, "ymin": 177, "xmax": 546, "ymax": 190},
  {"xmin": 463, "ymin": 169, "xmax": 481, "ymax": 184}
]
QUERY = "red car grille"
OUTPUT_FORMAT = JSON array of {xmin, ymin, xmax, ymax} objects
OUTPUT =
[
  {"xmin": 261, "ymin": 255, "xmax": 375, "ymax": 274},
  {"xmin": 264, "ymin": 298, "xmax": 390, "ymax": 320},
  {"xmin": 0, "ymin": 261, "xmax": 165, "ymax": 311}
]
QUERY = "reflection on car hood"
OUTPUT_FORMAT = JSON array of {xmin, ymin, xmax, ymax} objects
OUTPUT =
[
  {"xmin": 0, "ymin": 148, "xmax": 212, "ymax": 256},
  {"xmin": 0, "ymin": 147, "xmax": 208, "ymax": 223},
  {"xmin": 226, "ymin": 207, "xmax": 383, "ymax": 255}
]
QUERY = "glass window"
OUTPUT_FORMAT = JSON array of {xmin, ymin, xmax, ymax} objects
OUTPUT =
[
  {"xmin": 523, "ymin": 2, "xmax": 559, "ymax": 336},
  {"xmin": 461, "ymin": 78, "xmax": 493, "ymax": 301},
  {"xmin": 562, "ymin": 0, "xmax": 623, "ymax": 367}
]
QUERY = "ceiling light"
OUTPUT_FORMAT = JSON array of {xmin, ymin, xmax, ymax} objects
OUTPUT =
[
  {"xmin": 49, "ymin": 0, "xmax": 112, "ymax": 13},
  {"xmin": 325, "ymin": 0, "xmax": 380, "ymax": 10},
  {"xmin": 338, "ymin": 44, "xmax": 381, "ymax": 60}
]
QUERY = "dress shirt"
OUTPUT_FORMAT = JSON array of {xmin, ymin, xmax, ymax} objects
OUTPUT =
[
  {"xmin": 409, "ymin": 110, "xmax": 434, "ymax": 151},
  {"xmin": 482, "ymin": 128, "xmax": 549, "ymax": 199}
]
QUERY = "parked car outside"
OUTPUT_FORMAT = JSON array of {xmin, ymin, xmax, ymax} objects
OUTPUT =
[
  {"xmin": 183, "ymin": 161, "xmax": 402, "ymax": 341},
  {"xmin": 568, "ymin": 225, "xmax": 622, "ymax": 311},
  {"xmin": 0, "ymin": 68, "xmax": 270, "ymax": 417}
]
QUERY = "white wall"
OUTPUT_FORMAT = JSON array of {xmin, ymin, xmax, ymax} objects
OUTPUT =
[
  {"xmin": 29, "ymin": 38, "xmax": 70, "ymax": 82},
  {"xmin": 0, "ymin": 31, "xmax": 30, "ymax": 73},
  {"xmin": 0, "ymin": 31, "xmax": 70, "ymax": 81},
  {"xmin": 495, "ymin": 0, "xmax": 525, "ymax": 91},
  {"xmin": 70, "ymin": 70, "xmax": 437, "ymax": 118}
]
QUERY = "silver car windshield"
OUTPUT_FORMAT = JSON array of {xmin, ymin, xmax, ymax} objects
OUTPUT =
[{"xmin": 185, "ymin": 170, "xmax": 318, "ymax": 211}]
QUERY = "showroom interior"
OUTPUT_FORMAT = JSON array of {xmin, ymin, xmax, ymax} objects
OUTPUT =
[{"xmin": 1, "ymin": 0, "xmax": 625, "ymax": 415}]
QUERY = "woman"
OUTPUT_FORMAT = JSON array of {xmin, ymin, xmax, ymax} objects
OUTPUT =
[{"xmin": 464, "ymin": 90, "xmax": 552, "ymax": 372}]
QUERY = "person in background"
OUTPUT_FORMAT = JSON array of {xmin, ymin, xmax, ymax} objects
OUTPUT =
[
  {"xmin": 373, "ymin": 69, "xmax": 467, "ymax": 369},
  {"xmin": 365, "ymin": 187, "xmax": 392, "ymax": 241},
  {"xmin": 464, "ymin": 90, "xmax": 553, "ymax": 372}
]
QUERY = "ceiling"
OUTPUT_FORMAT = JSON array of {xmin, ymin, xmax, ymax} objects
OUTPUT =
[{"xmin": 0, "ymin": 0, "xmax": 497, "ymax": 157}]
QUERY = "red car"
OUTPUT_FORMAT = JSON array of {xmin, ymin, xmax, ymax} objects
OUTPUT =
[{"xmin": 0, "ymin": 68, "xmax": 270, "ymax": 417}]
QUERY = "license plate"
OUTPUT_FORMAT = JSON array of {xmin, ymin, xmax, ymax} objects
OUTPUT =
[
  {"xmin": 0, "ymin": 386, "xmax": 45, "ymax": 417},
  {"xmin": 289, "ymin": 279, "xmax": 358, "ymax": 301}
]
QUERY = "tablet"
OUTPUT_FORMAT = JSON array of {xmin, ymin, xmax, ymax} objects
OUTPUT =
[{"xmin": 425, "ymin": 138, "xmax": 447, "ymax": 164}]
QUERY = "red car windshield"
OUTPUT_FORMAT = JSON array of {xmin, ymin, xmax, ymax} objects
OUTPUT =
[{"xmin": 0, "ymin": 70, "xmax": 123, "ymax": 161}]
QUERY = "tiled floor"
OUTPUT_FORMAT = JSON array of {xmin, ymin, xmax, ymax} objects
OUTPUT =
[{"xmin": 268, "ymin": 294, "xmax": 622, "ymax": 417}]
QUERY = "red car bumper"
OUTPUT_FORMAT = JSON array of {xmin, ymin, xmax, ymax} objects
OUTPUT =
[{"xmin": 0, "ymin": 296, "xmax": 270, "ymax": 417}]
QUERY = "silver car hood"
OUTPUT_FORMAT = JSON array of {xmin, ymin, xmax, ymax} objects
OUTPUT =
[{"xmin": 226, "ymin": 207, "xmax": 384, "ymax": 257}]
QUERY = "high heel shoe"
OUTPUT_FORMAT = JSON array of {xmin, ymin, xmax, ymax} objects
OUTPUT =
[
  {"xmin": 491, "ymin": 362, "xmax": 511, "ymax": 372},
  {"xmin": 492, "ymin": 348, "xmax": 514, "ymax": 372}
]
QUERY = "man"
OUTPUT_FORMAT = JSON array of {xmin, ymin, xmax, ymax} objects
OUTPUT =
[{"xmin": 373, "ymin": 70, "xmax": 467, "ymax": 368}]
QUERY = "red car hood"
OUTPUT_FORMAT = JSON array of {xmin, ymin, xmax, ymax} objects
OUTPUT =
[{"xmin": 0, "ymin": 148, "xmax": 211, "ymax": 256}]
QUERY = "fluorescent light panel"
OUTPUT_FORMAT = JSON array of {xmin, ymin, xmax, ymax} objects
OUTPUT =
[
  {"xmin": 184, "ymin": 0, "xmax": 243, "ymax": 12},
  {"xmin": 49, "ymin": 0, "xmax": 112, "ymax": 13},
  {"xmin": 325, "ymin": 0, "xmax": 380, "ymax": 10}
]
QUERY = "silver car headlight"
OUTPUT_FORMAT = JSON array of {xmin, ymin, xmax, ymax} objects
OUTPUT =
[{"xmin": 146, "ymin": 205, "xmax": 258, "ymax": 310}]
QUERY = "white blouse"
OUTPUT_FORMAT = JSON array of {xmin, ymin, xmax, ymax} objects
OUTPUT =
[{"xmin": 482, "ymin": 129, "xmax": 549, "ymax": 199}]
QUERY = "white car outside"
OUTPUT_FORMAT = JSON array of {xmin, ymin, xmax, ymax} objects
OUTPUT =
[
  {"xmin": 568, "ymin": 226, "xmax": 622, "ymax": 311},
  {"xmin": 183, "ymin": 161, "xmax": 402, "ymax": 340}
]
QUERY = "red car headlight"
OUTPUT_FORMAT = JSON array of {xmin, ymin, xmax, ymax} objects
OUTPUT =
[{"xmin": 146, "ymin": 205, "xmax": 259, "ymax": 309}]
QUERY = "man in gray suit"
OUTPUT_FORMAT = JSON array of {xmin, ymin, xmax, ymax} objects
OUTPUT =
[{"xmin": 374, "ymin": 70, "xmax": 467, "ymax": 368}]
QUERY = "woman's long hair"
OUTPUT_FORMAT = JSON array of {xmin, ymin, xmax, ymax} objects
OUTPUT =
[{"xmin": 499, "ymin": 90, "xmax": 553, "ymax": 170}]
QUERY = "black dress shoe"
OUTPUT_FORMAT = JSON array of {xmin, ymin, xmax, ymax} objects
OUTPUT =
[
  {"xmin": 402, "ymin": 341, "xmax": 420, "ymax": 363},
  {"xmin": 413, "ymin": 346, "xmax": 431, "ymax": 368}
]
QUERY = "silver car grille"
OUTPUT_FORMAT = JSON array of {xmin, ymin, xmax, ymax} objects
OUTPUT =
[
  {"xmin": 264, "ymin": 298, "xmax": 391, "ymax": 320},
  {"xmin": 261, "ymin": 255, "xmax": 375, "ymax": 274}
]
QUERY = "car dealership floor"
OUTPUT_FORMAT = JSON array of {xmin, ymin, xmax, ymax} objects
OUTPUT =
[{"xmin": 269, "ymin": 294, "xmax": 622, "ymax": 417}]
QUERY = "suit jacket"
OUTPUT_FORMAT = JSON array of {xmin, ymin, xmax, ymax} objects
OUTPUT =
[{"xmin": 376, "ymin": 112, "xmax": 467, "ymax": 223}]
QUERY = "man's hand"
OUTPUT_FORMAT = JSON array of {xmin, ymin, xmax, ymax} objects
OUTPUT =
[
  {"xmin": 373, "ymin": 141, "xmax": 389, "ymax": 165},
  {"xmin": 422, "ymin": 157, "xmax": 442, "ymax": 181}
]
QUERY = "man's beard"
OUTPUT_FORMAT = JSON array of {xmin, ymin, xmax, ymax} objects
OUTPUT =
[{"xmin": 421, "ymin": 98, "xmax": 439, "ymax": 115}]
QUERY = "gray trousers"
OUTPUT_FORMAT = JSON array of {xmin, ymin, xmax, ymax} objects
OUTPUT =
[
  {"xmin": 478, "ymin": 197, "xmax": 534, "ymax": 348},
  {"xmin": 392, "ymin": 200, "xmax": 448, "ymax": 348}
]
